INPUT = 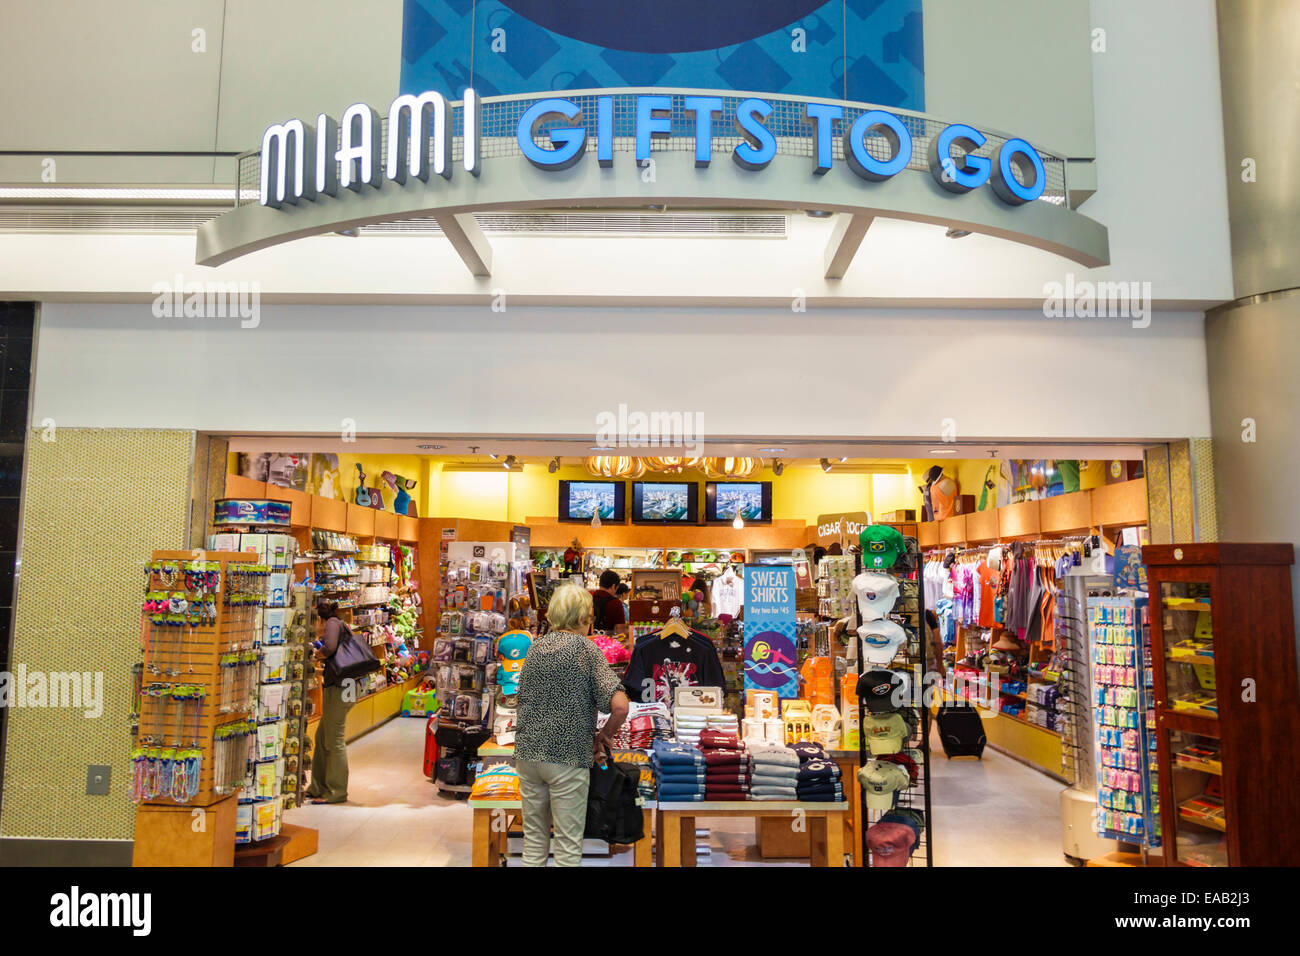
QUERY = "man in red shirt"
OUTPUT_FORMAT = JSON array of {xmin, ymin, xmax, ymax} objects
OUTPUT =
[{"xmin": 590, "ymin": 570, "xmax": 628, "ymax": 638}]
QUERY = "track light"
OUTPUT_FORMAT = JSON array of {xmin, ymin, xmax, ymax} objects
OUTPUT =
[
  {"xmin": 503, "ymin": 455, "xmax": 518, "ymax": 469},
  {"xmin": 820, "ymin": 458, "xmax": 833, "ymax": 473},
  {"xmin": 548, "ymin": 456, "xmax": 561, "ymax": 474},
  {"xmin": 773, "ymin": 459, "xmax": 784, "ymax": 476}
]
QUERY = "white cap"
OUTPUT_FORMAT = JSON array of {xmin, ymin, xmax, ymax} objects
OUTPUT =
[
  {"xmin": 853, "ymin": 572, "xmax": 899, "ymax": 621},
  {"xmin": 857, "ymin": 619, "xmax": 908, "ymax": 665}
]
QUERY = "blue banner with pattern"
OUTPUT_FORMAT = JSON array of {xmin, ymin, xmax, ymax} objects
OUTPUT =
[
  {"xmin": 400, "ymin": 0, "xmax": 923, "ymax": 109},
  {"xmin": 744, "ymin": 565, "xmax": 799, "ymax": 699}
]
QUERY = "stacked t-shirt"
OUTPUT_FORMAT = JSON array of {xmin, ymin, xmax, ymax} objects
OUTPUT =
[
  {"xmin": 605, "ymin": 701, "xmax": 674, "ymax": 750},
  {"xmin": 699, "ymin": 729, "xmax": 751, "ymax": 801},
  {"xmin": 651, "ymin": 740, "xmax": 705, "ymax": 802},
  {"xmin": 674, "ymin": 711, "xmax": 739, "ymax": 748},
  {"xmin": 744, "ymin": 740, "xmax": 800, "ymax": 801},
  {"xmin": 796, "ymin": 757, "xmax": 845, "ymax": 802}
]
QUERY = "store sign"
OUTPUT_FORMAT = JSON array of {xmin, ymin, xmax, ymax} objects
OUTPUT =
[
  {"xmin": 258, "ymin": 88, "xmax": 1046, "ymax": 210},
  {"xmin": 743, "ymin": 566, "xmax": 798, "ymax": 699},
  {"xmin": 814, "ymin": 511, "xmax": 873, "ymax": 547}
]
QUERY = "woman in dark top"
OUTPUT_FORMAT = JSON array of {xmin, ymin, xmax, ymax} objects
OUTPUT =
[{"xmin": 305, "ymin": 600, "xmax": 356, "ymax": 804}]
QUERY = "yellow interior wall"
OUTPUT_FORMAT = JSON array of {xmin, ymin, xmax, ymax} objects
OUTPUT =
[
  {"xmin": 439, "ymin": 470, "xmax": 511, "ymax": 520},
  {"xmin": 227, "ymin": 454, "xmax": 1132, "ymax": 525}
]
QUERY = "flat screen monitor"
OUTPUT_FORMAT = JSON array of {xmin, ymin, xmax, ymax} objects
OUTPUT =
[
  {"xmin": 705, "ymin": 481, "xmax": 772, "ymax": 524},
  {"xmin": 631, "ymin": 481, "xmax": 698, "ymax": 523},
  {"xmin": 558, "ymin": 480, "xmax": 625, "ymax": 522}
]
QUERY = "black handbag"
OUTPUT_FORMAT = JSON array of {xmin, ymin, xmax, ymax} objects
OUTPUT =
[
  {"xmin": 324, "ymin": 620, "xmax": 382, "ymax": 683},
  {"xmin": 584, "ymin": 759, "xmax": 644, "ymax": 845}
]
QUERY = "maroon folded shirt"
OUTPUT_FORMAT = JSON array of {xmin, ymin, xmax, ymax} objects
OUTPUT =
[
  {"xmin": 699, "ymin": 729, "xmax": 743, "ymax": 751},
  {"xmin": 703, "ymin": 750, "xmax": 750, "ymax": 767},
  {"xmin": 705, "ymin": 771, "xmax": 752, "ymax": 784},
  {"xmin": 704, "ymin": 787, "xmax": 749, "ymax": 800}
]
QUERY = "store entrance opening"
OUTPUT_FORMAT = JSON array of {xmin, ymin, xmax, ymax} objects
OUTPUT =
[{"xmin": 192, "ymin": 436, "xmax": 1153, "ymax": 866}]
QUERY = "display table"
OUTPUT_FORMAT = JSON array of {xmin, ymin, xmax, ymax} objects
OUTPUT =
[
  {"xmin": 827, "ymin": 750, "xmax": 864, "ymax": 866},
  {"xmin": 656, "ymin": 800, "xmax": 849, "ymax": 867},
  {"xmin": 467, "ymin": 799, "xmax": 654, "ymax": 867}
]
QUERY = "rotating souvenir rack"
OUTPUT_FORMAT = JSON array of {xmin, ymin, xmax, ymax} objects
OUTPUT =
[
  {"xmin": 854, "ymin": 537, "xmax": 935, "ymax": 867},
  {"xmin": 1089, "ymin": 596, "xmax": 1160, "ymax": 848},
  {"xmin": 133, "ymin": 550, "xmax": 265, "ymax": 807}
]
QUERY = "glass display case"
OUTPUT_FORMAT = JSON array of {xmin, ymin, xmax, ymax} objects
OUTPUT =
[{"xmin": 1144, "ymin": 544, "xmax": 1300, "ymax": 867}]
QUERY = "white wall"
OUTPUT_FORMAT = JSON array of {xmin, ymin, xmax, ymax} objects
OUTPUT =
[
  {"xmin": 1081, "ymin": 0, "xmax": 1234, "ymax": 302},
  {"xmin": 924, "ymin": 0, "xmax": 1095, "ymax": 158},
  {"xmin": 33, "ymin": 302, "xmax": 1211, "ymax": 441}
]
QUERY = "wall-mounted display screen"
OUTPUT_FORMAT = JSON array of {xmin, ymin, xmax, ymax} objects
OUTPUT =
[
  {"xmin": 631, "ymin": 482, "xmax": 698, "ymax": 523},
  {"xmin": 705, "ymin": 481, "xmax": 772, "ymax": 523},
  {"xmin": 559, "ymin": 480, "xmax": 625, "ymax": 522}
]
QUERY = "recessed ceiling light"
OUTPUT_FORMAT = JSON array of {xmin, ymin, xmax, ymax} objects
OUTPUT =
[
  {"xmin": 929, "ymin": 448, "xmax": 957, "ymax": 455},
  {"xmin": 417, "ymin": 443, "xmax": 444, "ymax": 450},
  {"xmin": 805, "ymin": 209, "xmax": 834, "ymax": 218},
  {"xmin": 945, "ymin": 227, "xmax": 972, "ymax": 239},
  {"xmin": 759, "ymin": 447, "xmax": 786, "ymax": 453},
  {"xmin": 589, "ymin": 447, "xmax": 617, "ymax": 453}
]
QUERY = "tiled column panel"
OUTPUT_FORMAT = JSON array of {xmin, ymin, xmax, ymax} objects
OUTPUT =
[{"xmin": 0, "ymin": 428, "xmax": 193, "ymax": 852}]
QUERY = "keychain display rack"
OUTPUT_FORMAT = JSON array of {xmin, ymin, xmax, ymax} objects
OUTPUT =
[
  {"xmin": 134, "ymin": 550, "xmax": 264, "ymax": 807},
  {"xmin": 854, "ymin": 537, "xmax": 935, "ymax": 867},
  {"xmin": 1089, "ymin": 595, "xmax": 1160, "ymax": 848}
]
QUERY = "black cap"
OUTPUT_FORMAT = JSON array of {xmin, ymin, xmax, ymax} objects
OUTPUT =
[{"xmin": 856, "ymin": 669, "xmax": 906, "ymax": 713}]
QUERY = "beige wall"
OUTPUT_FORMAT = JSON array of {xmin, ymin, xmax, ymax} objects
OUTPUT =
[
  {"xmin": 0, "ymin": 429, "xmax": 193, "ymax": 850},
  {"xmin": 1205, "ymin": 295, "xmax": 1300, "ymax": 643}
]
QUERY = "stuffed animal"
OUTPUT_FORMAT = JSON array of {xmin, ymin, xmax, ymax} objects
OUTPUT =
[{"xmin": 381, "ymin": 471, "xmax": 418, "ymax": 516}]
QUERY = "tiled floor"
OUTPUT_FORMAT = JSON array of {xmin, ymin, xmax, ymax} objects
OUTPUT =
[{"xmin": 285, "ymin": 717, "xmax": 1071, "ymax": 866}]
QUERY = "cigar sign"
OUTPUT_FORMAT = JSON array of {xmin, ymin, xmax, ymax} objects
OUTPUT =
[
  {"xmin": 815, "ymin": 511, "xmax": 873, "ymax": 548},
  {"xmin": 258, "ymin": 87, "xmax": 1047, "ymax": 210}
]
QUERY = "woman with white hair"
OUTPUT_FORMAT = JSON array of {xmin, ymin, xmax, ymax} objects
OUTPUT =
[{"xmin": 514, "ymin": 583, "xmax": 631, "ymax": 866}]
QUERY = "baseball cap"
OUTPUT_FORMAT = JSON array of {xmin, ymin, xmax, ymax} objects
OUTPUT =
[
  {"xmin": 853, "ymin": 572, "xmax": 899, "ymax": 621},
  {"xmin": 857, "ymin": 619, "xmax": 907, "ymax": 665},
  {"xmin": 877, "ymin": 751, "xmax": 919, "ymax": 784},
  {"xmin": 497, "ymin": 630, "xmax": 532, "ymax": 661},
  {"xmin": 857, "ymin": 759, "xmax": 910, "ymax": 810},
  {"xmin": 858, "ymin": 525, "xmax": 907, "ymax": 570},
  {"xmin": 856, "ymin": 668, "xmax": 908, "ymax": 714},
  {"xmin": 880, "ymin": 808, "xmax": 925, "ymax": 844},
  {"xmin": 865, "ymin": 712, "xmax": 907, "ymax": 754},
  {"xmin": 866, "ymin": 819, "xmax": 918, "ymax": 867}
]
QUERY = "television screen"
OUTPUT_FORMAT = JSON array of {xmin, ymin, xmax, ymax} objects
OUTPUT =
[
  {"xmin": 632, "ymin": 482, "xmax": 698, "ymax": 523},
  {"xmin": 559, "ymin": 480, "xmax": 625, "ymax": 522},
  {"xmin": 705, "ymin": 481, "xmax": 772, "ymax": 523}
]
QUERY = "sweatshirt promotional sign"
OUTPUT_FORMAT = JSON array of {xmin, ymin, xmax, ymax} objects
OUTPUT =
[{"xmin": 744, "ymin": 566, "xmax": 798, "ymax": 699}]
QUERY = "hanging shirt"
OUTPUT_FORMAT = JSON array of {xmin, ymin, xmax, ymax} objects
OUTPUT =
[
  {"xmin": 711, "ymin": 573, "xmax": 744, "ymax": 619},
  {"xmin": 976, "ymin": 563, "xmax": 998, "ymax": 629},
  {"xmin": 622, "ymin": 632, "xmax": 725, "ymax": 703}
]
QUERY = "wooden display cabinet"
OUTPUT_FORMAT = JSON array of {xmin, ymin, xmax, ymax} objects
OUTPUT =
[{"xmin": 1144, "ymin": 543, "xmax": 1300, "ymax": 866}]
